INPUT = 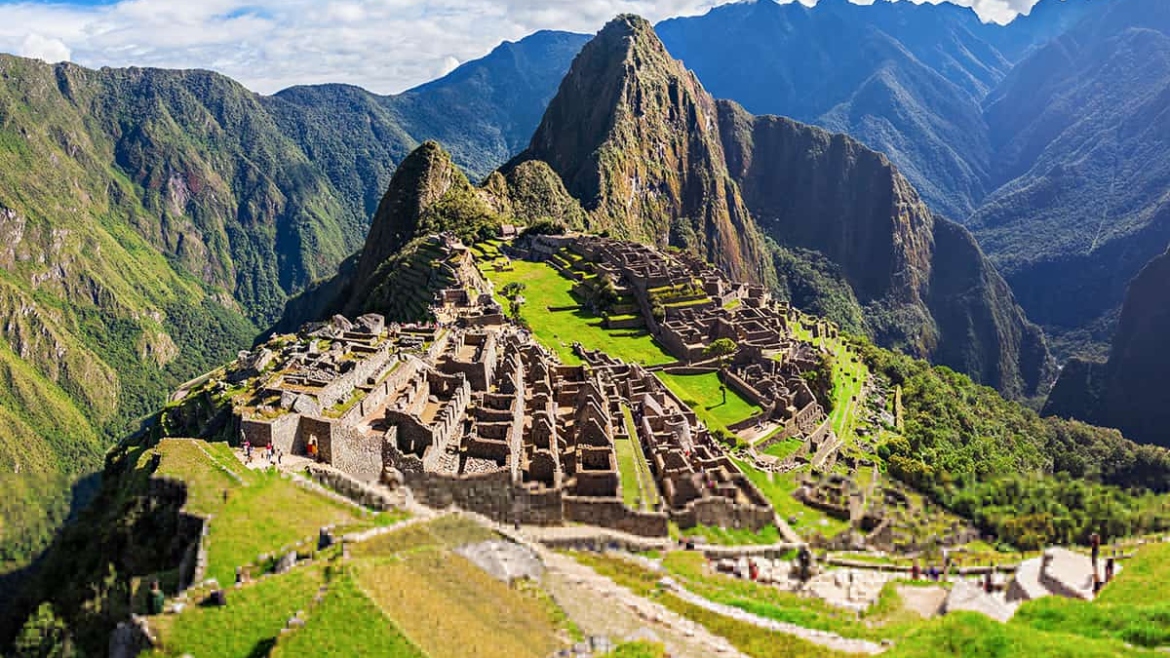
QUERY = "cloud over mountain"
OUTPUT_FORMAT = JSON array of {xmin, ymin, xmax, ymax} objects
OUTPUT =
[{"xmin": 0, "ymin": 0, "xmax": 1048, "ymax": 94}]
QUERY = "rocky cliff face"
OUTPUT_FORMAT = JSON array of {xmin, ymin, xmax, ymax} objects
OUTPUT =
[
  {"xmin": 716, "ymin": 102, "xmax": 1053, "ymax": 397},
  {"xmin": 1045, "ymin": 249, "xmax": 1170, "ymax": 447},
  {"xmin": 508, "ymin": 15, "xmax": 772, "ymax": 285},
  {"xmin": 321, "ymin": 141, "xmax": 587, "ymax": 322}
]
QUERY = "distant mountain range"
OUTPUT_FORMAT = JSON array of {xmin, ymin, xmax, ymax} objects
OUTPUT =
[
  {"xmin": 0, "ymin": 29, "xmax": 584, "ymax": 582},
  {"xmin": 4, "ymin": 0, "xmax": 1170, "ymax": 601}
]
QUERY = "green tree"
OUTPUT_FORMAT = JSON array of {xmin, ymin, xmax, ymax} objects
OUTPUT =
[
  {"xmin": 500, "ymin": 282, "xmax": 526, "ymax": 300},
  {"xmin": 15, "ymin": 603, "xmax": 74, "ymax": 658},
  {"xmin": 588, "ymin": 273, "xmax": 620, "ymax": 315}
]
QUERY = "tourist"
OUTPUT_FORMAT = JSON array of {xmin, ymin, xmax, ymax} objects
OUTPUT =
[
  {"xmin": 911, "ymin": 560, "xmax": 920, "ymax": 581},
  {"xmin": 1091, "ymin": 532, "xmax": 1101, "ymax": 571},
  {"xmin": 147, "ymin": 580, "xmax": 165, "ymax": 615}
]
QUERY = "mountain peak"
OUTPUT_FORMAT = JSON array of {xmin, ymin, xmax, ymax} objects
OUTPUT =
[
  {"xmin": 509, "ymin": 14, "xmax": 770, "ymax": 284},
  {"xmin": 349, "ymin": 140, "xmax": 470, "ymax": 295}
]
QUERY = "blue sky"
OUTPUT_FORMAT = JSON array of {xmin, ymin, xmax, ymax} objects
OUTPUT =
[{"xmin": 0, "ymin": 0, "xmax": 1045, "ymax": 95}]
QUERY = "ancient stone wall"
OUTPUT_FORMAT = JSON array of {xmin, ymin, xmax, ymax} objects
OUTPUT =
[
  {"xmin": 340, "ymin": 357, "xmax": 415, "ymax": 425},
  {"xmin": 328, "ymin": 425, "xmax": 383, "ymax": 483},
  {"xmin": 317, "ymin": 345, "xmax": 393, "ymax": 410},
  {"xmin": 673, "ymin": 497, "xmax": 773, "ymax": 532},
  {"xmin": 240, "ymin": 413, "xmax": 301, "ymax": 455},
  {"xmin": 305, "ymin": 463, "xmax": 398, "ymax": 510},
  {"xmin": 563, "ymin": 497, "xmax": 669, "ymax": 537}
]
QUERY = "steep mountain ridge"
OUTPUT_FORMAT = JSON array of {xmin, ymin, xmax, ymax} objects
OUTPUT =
[
  {"xmin": 336, "ymin": 15, "xmax": 1053, "ymax": 398},
  {"xmin": 717, "ymin": 104, "xmax": 1053, "ymax": 397},
  {"xmin": 970, "ymin": 0, "xmax": 1170, "ymax": 354},
  {"xmin": 507, "ymin": 15, "xmax": 771, "ymax": 285},
  {"xmin": 1045, "ymin": 249, "xmax": 1170, "ymax": 448},
  {"xmin": 0, "ymin": 29, "xmax": 585, "ymax": 582}
]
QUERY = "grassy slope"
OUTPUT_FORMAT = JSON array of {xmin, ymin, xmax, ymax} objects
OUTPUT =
[
  {"xmin": 270, "ymin": 573, "xmax": 425, "ymax": 658},
  {"xmin": 148, "ymin": 567, "xmax": 326, "ymax": 658},
  {"xmin": 575, "ymin": 548, "xmax": 1164, "ymax": 657},
  {"xmin": 150, "ymin": 439, "xmax": 385, "ymax": 587},
  {"xmin": 351, "ymin": 516, "xmax": 569, "ymax": 658},
  {"xmin": 484, "ymin": 260, "xmax": 674, "ymax": 366}
]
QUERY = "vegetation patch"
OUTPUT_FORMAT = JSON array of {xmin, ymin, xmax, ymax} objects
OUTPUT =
[
  {"xmin": 656, "ymin": 371, "xmax": 761, "ymax": 433},
  {"xmin": 483, "ymin": 260, "xmax": 673, "ymax": 366},
  {"xmin": 270, "ymin": 571, "xmax": 424, "ymax": 658},
  {"xmin": 356, "ymin": 545, "xmax": 564, "ymax": 658},
  {"xmin": 148, "ymin": 566, "xmax": 325, "ymax": 658}
]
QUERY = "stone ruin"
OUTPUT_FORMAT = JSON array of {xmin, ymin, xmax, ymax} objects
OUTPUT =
[{"xmin": 220, "ymin": 233, "xmax": 886, "ymax": 537}]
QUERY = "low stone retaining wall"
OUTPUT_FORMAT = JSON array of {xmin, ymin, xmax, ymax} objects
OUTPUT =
[{"xmin": 304, "ymin": 463, "xmax": 400, "ymax": 510}]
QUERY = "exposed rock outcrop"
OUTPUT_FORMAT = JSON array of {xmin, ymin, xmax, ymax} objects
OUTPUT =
[{"xmin": 1045, "ymin": 249, "xmax": 1170, "ymax": 447}]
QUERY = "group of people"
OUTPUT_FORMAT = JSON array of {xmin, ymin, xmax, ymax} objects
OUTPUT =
[{"xmin": 242, "ymin": 438, "xmax": 283, "ymax": 467}]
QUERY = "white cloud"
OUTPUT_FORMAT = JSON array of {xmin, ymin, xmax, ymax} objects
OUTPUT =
[
  {"xmin": 0, "ymin": 0, "xmax": 1044, "ymax": 95},
  {"xmin": 438, "ymin": 56, "xmax": 461, "ymax": 77},
  {"xmin": 18, "ymin": 33, "xmax": 71, "ymax": 63}
]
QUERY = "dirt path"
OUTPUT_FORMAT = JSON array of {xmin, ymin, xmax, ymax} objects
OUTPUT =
[
  {"xmin": 895, "ymin": 585, "xmax": 947, "ymax": 619},
  {"xmin": 540, "ymin": 551, "xmax": 748, "ymax": 658},
  {"xmin": 662, "ymin": 577, "xmax": 887, "ymax": 655}
]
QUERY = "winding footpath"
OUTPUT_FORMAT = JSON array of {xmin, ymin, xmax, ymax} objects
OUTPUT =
[{"xmin": 660, "ymin": 577, "xmax": 887, "ymax": 655}]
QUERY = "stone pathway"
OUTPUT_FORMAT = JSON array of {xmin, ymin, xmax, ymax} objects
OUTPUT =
[
  {"xmin": 660, "ymin": 577, "xmax": 887, "ymax": 655},
  {"xmin": 539, "ymin": 551, "xmax": 749, "ymax": 658},
  {"xmin": 895, "ymin": 585, "xmax": 947, "ymax": 619}
]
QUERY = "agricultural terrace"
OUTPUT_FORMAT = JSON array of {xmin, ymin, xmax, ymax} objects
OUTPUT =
[
  {"xmin": 571, "ymin": 548, "xmax": 1168, "ymax": 658},
  {"xmin": 148, "ymin": 515, "xmax": 580, "ymax": 658}
]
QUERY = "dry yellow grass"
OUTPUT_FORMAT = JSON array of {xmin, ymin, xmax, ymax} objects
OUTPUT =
[{"xmin": 356, "ymin": 549, "xmax": 563, "ymax": 658}]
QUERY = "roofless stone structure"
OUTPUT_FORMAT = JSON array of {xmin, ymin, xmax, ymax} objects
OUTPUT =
[{"xmin": 221, "ymin": 232, "xmax": 845, "ymax": 537}]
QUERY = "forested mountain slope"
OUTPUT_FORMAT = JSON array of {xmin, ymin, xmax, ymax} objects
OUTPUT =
[{"xmin": 0, "ymin": 29, "xmax": 584, "ymax": 587}]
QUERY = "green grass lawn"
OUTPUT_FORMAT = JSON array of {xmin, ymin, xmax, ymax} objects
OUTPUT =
[
  {"xmin": 615, "ymin": 437, "xmax": 646, "ymax": 509},
  {"xmin": 205, "ymin": 470, "xmax": 374, "ymax": 586},
  {"xmin": 617, "ymin": 405, "xmax": 660, "ymax": 510},
  {"xmin": 482, "ymin": 260, "xmax": 673, "ymax": 366},
  {"xmin": 148, "ymin": 565, "xmax": 325, "ymax": 658},
  {"xmin": 150, "ymin": 439, "xmax": 383, "ymax": 587},
  {"xmin": 271, "ymin": 572, "xmax": 424, "ymax": 658},
  {"xmin": 888, "ymin": 611, "xmax": 1158, "ymax": 658},
  {"xmin": 656, "ymin": 371, "xmax": 761, "ymax": 433},
  {"xmin": 675, "ymin": 523, "xmax": 782, "ymax": 546},
  {"xmin": 735, "ymin": 461, "xmax": 849, "ymax": 538},
  {"xmin": 827, "ymin": 341, "xmax": 868, "ymax": 445},
  {"xmin": 1096, "ymin": 540, "xmax": 1170, "ymax": 604},
  {"xmin": 1012, "ymin": 595, "xmax": 1170, "ymax": 651},
  {"xmin": 762, "ymin": 437, "xmax": 804, "ymax": 460}
]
